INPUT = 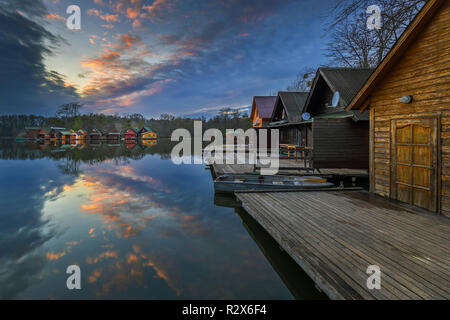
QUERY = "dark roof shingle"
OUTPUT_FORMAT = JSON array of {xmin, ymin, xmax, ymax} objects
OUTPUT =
[
  {"xmin": 252, "ymin": 96, "xmax": 277, "ymax": 119},
  {"xmin": 318, "ymin": 68, "xmax": 374, "ymax": 106},
  {"xmin": 275, "ymin": 92, "xmax": 309, "ymax": 123}
]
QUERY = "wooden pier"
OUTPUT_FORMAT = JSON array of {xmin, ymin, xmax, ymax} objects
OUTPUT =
[
  {"xmin": 211, "ymin": 161, "xmax": 368, "ymax": 178},
  {"xmin": 235, "ymin": 190, "xmax": 450, "ymax": 300}
]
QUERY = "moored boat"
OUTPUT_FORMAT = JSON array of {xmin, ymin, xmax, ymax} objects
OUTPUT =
[{"xmin": 214, "ymin": 174, "xmax": 334, "ymax": 193}]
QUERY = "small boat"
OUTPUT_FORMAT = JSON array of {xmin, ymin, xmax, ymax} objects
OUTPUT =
[{"xmin": 214, "ymin": 174, "xmax": 334, "ymax": 193}]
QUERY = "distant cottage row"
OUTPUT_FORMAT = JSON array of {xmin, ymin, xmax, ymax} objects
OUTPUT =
[{"xmin": 21, "ymin": 127, "xmax": 157, "ymax": 141}]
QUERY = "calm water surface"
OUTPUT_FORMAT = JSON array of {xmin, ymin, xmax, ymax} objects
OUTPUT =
[{"xmin": 0, "ymin": 140, "xmax": 324, "ymax": 299}]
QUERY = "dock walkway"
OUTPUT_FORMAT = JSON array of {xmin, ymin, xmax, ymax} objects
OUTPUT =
[
  {"xmin": 235, "ymin": 191, "xmax": 450, "ymax": 300},
  {"xmin": 211, "ymin": 161, "xmax": 368, "ymax": 178}
]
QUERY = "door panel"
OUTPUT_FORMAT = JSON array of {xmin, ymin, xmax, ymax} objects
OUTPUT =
[{"xmin": 391, "ymin": 118, "xmax": 438, "ymax": 212}]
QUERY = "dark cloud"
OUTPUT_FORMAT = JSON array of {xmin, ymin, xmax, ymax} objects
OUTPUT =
[
  {"xmin": 0, "ymin": 158, "xmax": 76, "ymax": 298},
  {"xmin": 0, "ymin": 1, "xmax": 79, "ymax": 115}
]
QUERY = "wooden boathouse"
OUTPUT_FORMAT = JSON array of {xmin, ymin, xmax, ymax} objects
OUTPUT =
[
  {"xmin": 297, "ymin": 67, "xmax": 373, "ymax": 169},
  {"xmin": 124, "ymin": 128, "xmax": 139, "ymax": 140},
  {"xmin": 89, "ymin": 129, "xmax": 102, "ymax": 142},
  {"xmin": 24, "ymin": 127, "xmax": 41, "ymax": 139},
  {"xmin": 347, "ymin": 0, "xmax": 450, "ymax": 215},
  {"xmin": 139, "ymin": 127, "xmax": 157, "ymax": 139},
  {"xmin": 269, "ymin": 92, "xmax": 309, "ymax": 145},
  {"xmin": 250, "ymin": 96, "xmax": 277, "ymax": 128},
  {"xmin": 106, "ymin": 131, "xmax": 121, "ymax": 141}
]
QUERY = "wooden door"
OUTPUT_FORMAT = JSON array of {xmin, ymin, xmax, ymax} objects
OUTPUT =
[{"xmin": 391, "ymin": 118, "xmax": 438, "ymax": 212}]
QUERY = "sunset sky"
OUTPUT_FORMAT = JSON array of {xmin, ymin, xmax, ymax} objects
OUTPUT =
[{"xmin": 0, "ymin": 0, "xmax": 334, "ymax": 118}]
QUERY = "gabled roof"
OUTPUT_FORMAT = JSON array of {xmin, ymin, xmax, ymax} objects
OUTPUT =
[
  {"xmin": 271, "ymin": 92, "xmax": 309, "ymax": 123},
  {"xmin": 347, "ymin": 0, "xmax": 445, "ymax": 110},
  {"xmin": 304, "ymin": 68, "xmax": 374, "ymax": 112},
  {"xmin": 141, "ymin": 126, "xmax": 155, "ymax": 133},
  {"xmin": 251, "ymin": 96, "xmax": 277, "ymax": 119},
  {"xmin": 90, "ymin": 129, "xmax": 101, "ymax": 135}
]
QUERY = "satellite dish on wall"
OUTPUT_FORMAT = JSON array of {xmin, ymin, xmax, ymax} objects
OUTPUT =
[
  {"xmin": 302, "ymin": 112, "xmax": 311, "ymax": 121},
  {"xmin": 331, "ymin": 91, "xmax": 340, "ymax": 107}
]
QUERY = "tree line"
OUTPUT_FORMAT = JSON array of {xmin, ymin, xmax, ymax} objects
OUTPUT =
[{"xmin": 0, "ymin": 106, "xmax": 251, "ymax": 138}]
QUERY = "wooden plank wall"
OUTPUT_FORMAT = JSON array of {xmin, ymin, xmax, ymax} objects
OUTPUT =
[
  {"xmin": 312, "ymin": 118, "xmax": 369, "ymax": 169},
  {"xmin": 369, "ymin": 1, "xmax": 450, "ymax": 216}
]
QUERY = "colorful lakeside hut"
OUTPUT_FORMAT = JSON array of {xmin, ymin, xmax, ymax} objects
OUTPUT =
[
  {"xmin": 346, "ymin": 0, "xmax": 450, "ymax": 215},
  {"xmin": 77, "ymin": 129, "xmax": 88, "ymax": 140},
  {"xmin": 124, "ymin": 128, "xmax": 139, "ymax": 140},
  {"xmin": 24, "ymin": 127, "xmax": 41, "ymax": 139},
  {"xmin": 293, "ymin": 67, "xmax": 373, "ymax": 169},
  {"xmin": 250, "ymin": 96, "xmax": 277, "ymax": 149},
  {"xmin": 50, "ymin": 128, "xmax": 70, "ymax": 140},
  {"xmin": 49, "ymin": 127, "xmax": 66, "ymax": 139},
  {"xmin": 89, "ymin": 129, "xmax": 102, "ymax": 141},
  {"xmin": 106, "ymin": 131, "xmax": 120, "ymax": 141},
  {"xmin": 138, "ymin": 127, "xmax": 157, "ymax": 139},
  {"xmin": 250, "ymin": 96, "xmax": 277, "ymax": 128},
  {"xmin": 38, "ymin": 127, "xmax": 51, "ymax": 140},
  {"xmin": 59, "ymin": 131, "xmax": 72, "ymax": 141},
  {"xmin": 70, "ymin": 130, "xmax": 82, "ymax": 140},
  {"xmin": 268, "ymin": 91, "xmax": 309, "ymax": 145}
]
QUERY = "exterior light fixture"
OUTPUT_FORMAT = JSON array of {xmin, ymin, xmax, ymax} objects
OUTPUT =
[{"xmin": 401, "ymin": 95, "xmax": 413, "ymax": 104}]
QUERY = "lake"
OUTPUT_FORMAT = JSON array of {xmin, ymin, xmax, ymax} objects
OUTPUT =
[{"xmin": 0, "ymin": 139, "xmax": 325, "ymax": 300}]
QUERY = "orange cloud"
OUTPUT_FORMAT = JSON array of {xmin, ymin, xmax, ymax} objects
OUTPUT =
[
  {"xmin": 46, "ymin": 13, "xmax": 65, "ymax": 21},
  {"xmin": 127, "ymin": 7, "xmax": 140, "ymax": 19},
  {"xmin": 127, "ymin": 253, "xmax": 139, "ymax": 264},
  {"xmin": 87, "ymin": 8, "xmax": 100, "ymax": 16},
  {"xmin": 142, "ymin": 0, "xmax": 173, "ymax": 21},
  {"xmin": 100, "ymin": 14, "xmax": 120, "ymax": 23},
  {"xmin": 46, "ymin": 251, "xmax": 66, "ymax": 260}
]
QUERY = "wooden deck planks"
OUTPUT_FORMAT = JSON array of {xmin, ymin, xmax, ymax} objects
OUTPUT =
[
  {"xmin": 211, "ymin": 161, "xmax": 369, "ymax": 177},
  {"xmin": 235, "ymin": 191, "xmax": 450, "ymax": 300}
]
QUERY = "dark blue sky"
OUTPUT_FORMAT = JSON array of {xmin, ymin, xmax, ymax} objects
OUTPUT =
[{"xmin": 0, "ymin": 0, "xmax": 335, "ymax": 118}]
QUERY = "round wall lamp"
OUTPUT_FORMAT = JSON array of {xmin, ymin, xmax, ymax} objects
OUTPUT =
[{"xmin": 400, "ymin": 95, "xmax": 413, "ymax": 104}]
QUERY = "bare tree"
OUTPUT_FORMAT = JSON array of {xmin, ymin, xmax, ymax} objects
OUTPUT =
[
  {"xmin": 159, "ymin": 114, "xmax": 175, "ymax": 121},
  {"xmin": 325, "ymin": 0, "xmax": 426, "ymax": 67},
  {"xmin": 56, "ymin": 102, "xmax": 83, "ymax": 118},
  {"xmin": 286, "ymin": 67, "xmax": 317, "ymax": 91}
]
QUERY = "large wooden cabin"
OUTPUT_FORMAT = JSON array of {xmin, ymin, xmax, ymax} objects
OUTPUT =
[
  {"xmin": 269, "ymin": 92, "xmax": 309, "ymax": 145},
  {"xmin": 250, "ymin": 96, "xmax": 277, "ymax": 128},
  {"xmin": 347, "ymin": 0, "xmax": 449, "ymax": 215},
  {"xmin": 298, "ymin": 68, "xmax": 373, "ymax": 169}
]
